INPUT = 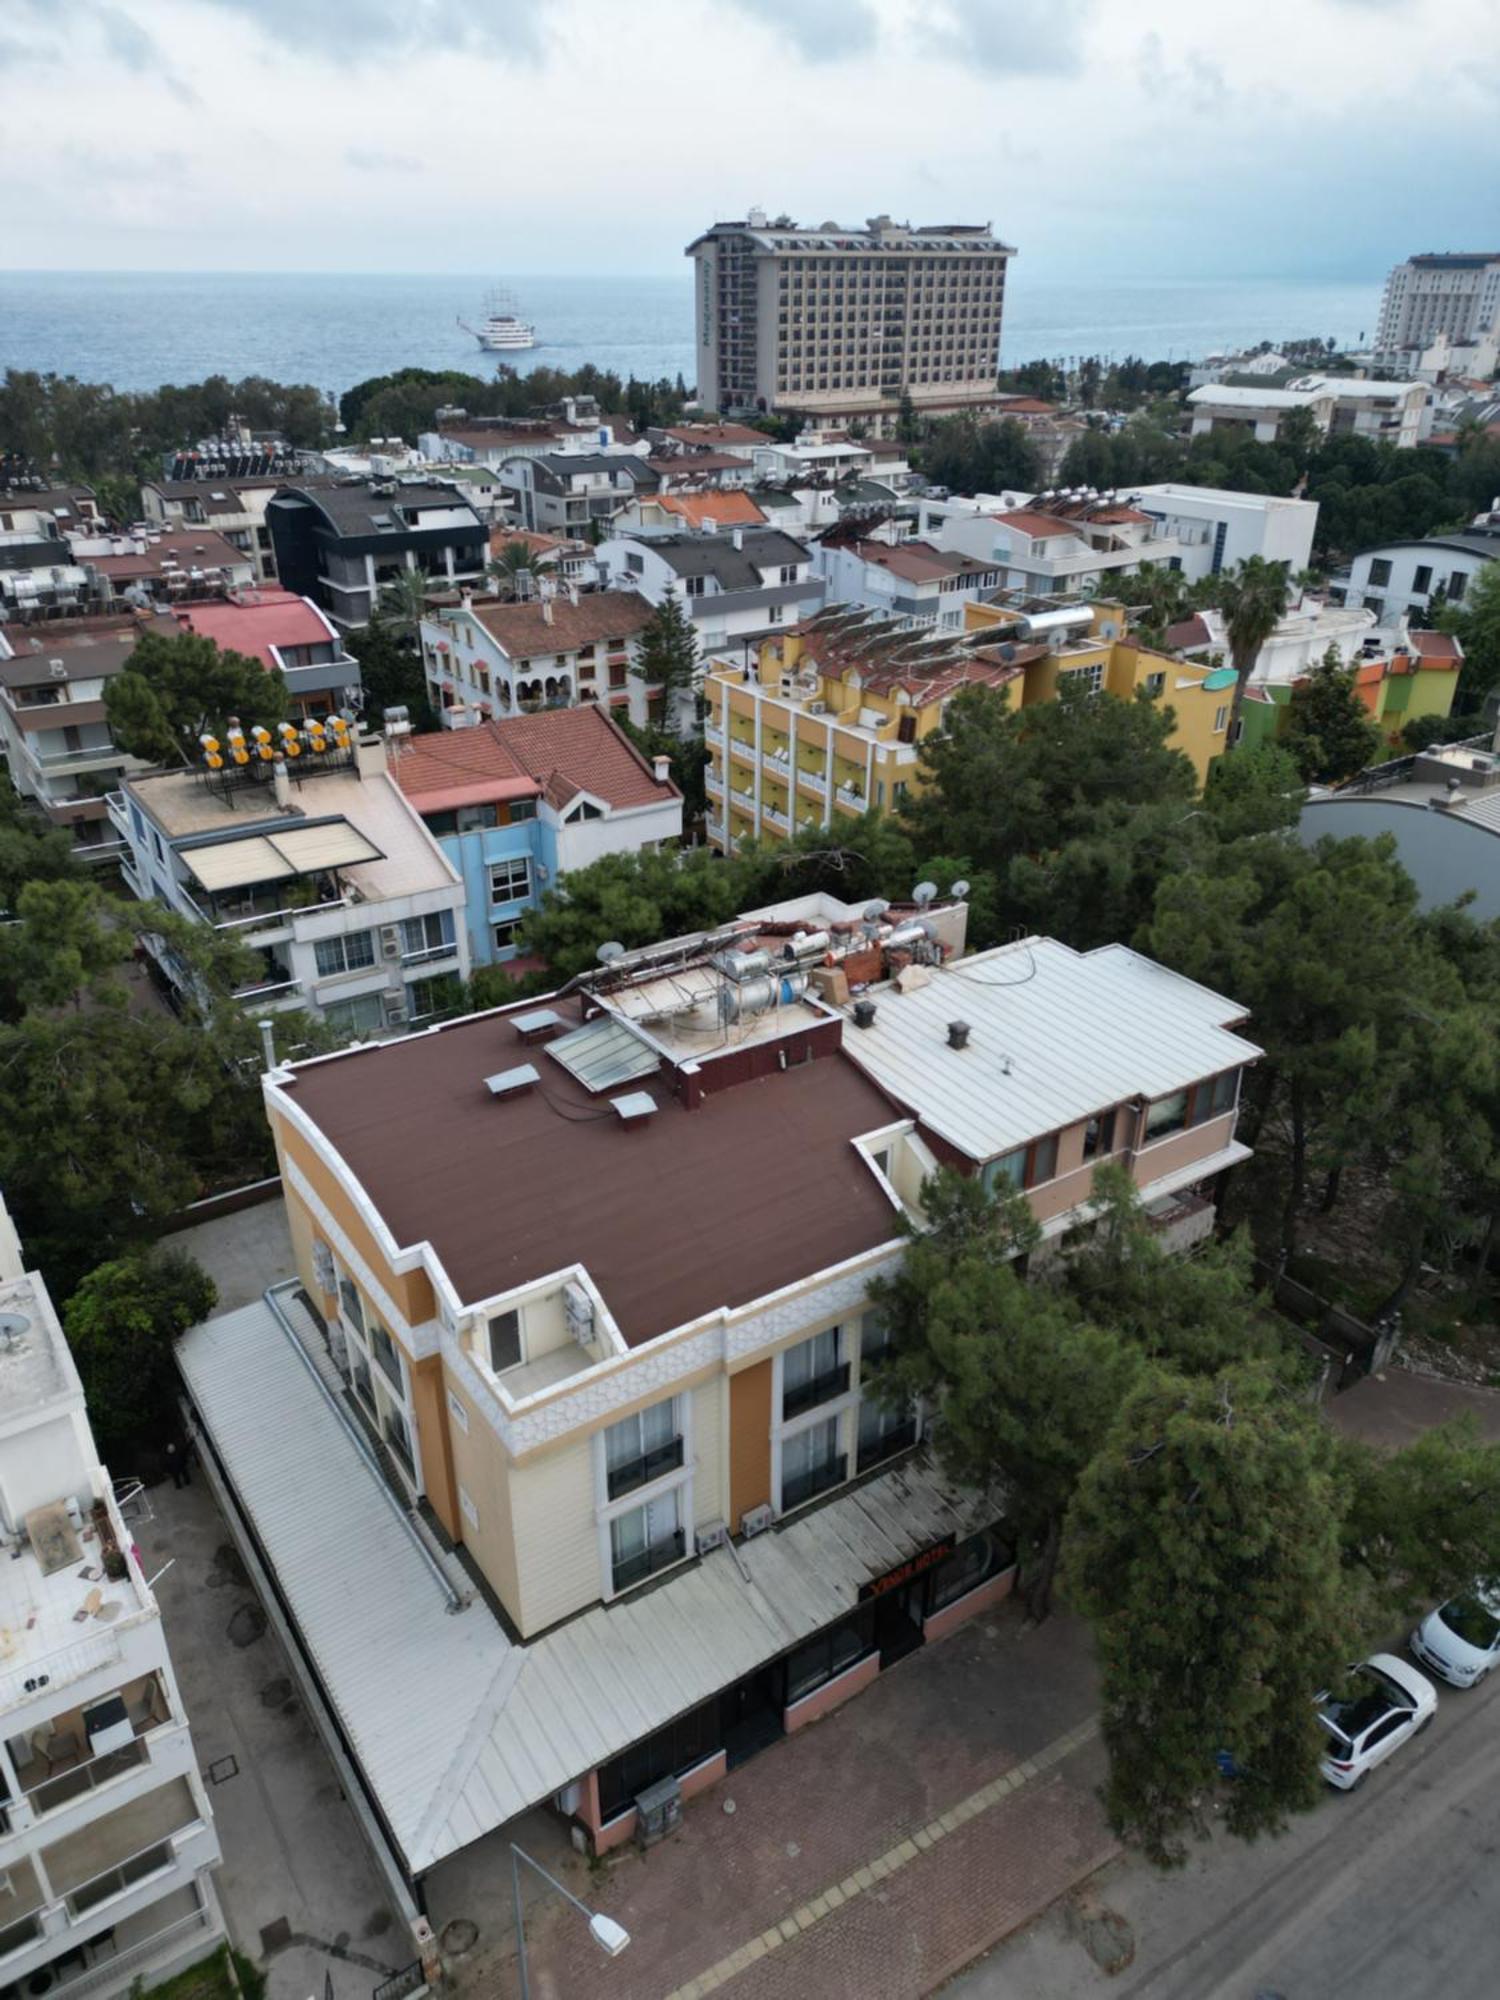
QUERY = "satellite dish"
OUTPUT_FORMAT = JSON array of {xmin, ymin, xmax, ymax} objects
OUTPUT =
[
  {"xmin": 597, "ymin": 941, "xmax": 626, "ymax": 965},
  {"xmin": 912, "ymin": 881, "xmax": 938, "ymax": 907},
  {"xmin": 862, "ymin": 900, "xmax": 889, "ymax": 921},
  {"xmin": 950, "ymin": 879, "xmax": 971, "ymax": 900},
  {"xmin": 0, "ymin": 1312, "xmax": 31, "ymax": 1351}
]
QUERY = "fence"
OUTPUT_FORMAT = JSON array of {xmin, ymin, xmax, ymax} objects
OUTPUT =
[{"xmin": 1255, "ymin": 1258, "xmax": 1401, "ymax": 1400}]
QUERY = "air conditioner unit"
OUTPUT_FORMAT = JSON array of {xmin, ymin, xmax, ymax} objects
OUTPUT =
[
  {"xmin": 634, "ymin": 1775, "xmax": 683, "ymax": 1847},
  {"xmin": 741, "ymin": 1503, "xmax": 773, "ymax": 1539},
  {"xmin": 695, "ymin": 1520, "xmax": 728, "ymax": 1555},
  {"xmin": 379, "ymin": 924, "xmax": 402, "ymax": 958},
  {"xmin": 383, "ymin": 994, "xmax": 408, "ymax": 1024},
  {"xmin": 563, "ymin": 1280, "xmax": 594, "ymax": 1340},
  {"xmin": 807, "ymin": 700, "xmax": 827, "ymax": 715}
]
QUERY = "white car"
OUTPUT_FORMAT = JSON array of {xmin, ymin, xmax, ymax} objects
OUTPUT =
[
  {"xmin": 1410, "ymin": 1581, "xmax": 1500, "ymax": 1688},
  {"xmin": 1316, "ymin": 1652, "xmax": 1437, "ymax": 1789}
]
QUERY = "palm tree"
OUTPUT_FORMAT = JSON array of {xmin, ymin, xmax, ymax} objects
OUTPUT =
[
  {"xmin": 1218, "ymin": 557, "xmax": 1292, "ymax": 743},
  {"xmin": 375, "ymin": 567, "xmax": 432, "ymax": 643},
  {"xmin": 487, "ymin": 540, "xmax": 541, "ymax": 602}
]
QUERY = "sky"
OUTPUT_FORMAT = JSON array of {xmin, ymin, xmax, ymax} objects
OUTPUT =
[{"xmin": 2, "ymin": 0, "xmax": 1497, "ymax": 280}]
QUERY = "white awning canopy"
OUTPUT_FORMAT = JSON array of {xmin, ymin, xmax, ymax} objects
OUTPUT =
[{"xmin": 179, "ymin": 818, "xmax": 383, "ymax": 894}]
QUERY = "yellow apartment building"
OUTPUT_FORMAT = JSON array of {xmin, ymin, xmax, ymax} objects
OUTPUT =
[
  {"xmin": 176, "ymin": 905, "xmax": 1260, "ymax": 1931},
  {"xmin": 703, "ymin": 603, "xmax": 1237, "ymax": 851}
]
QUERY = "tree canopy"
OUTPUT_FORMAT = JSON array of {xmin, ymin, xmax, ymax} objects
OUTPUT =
[
  {"xmin": 63, "ymin": 1249, "xmax": 217, "ymax": 1462},
  {"xmin": 104, "ymin": 628, "xmax": 288, "ymax": 764},
  {"xmin": 1280, "ymin": 646, "xmax": 1383, "ymax": 784}
]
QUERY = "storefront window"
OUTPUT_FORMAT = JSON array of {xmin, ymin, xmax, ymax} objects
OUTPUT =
[
  {"xmin": 785, "ymin": 1604, "xmax": 877, "ymax": 1704},
  {"xmin": 926, "ymin": 1530, "xmax": 1009, "ymax": 1613},
  {"xmin": 597, "ymin": 1697, "xmax": 719, "ymax": 1821}
]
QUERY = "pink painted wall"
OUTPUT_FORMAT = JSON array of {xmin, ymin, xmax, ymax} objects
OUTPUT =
[
  {"xmin": 783, "ymin": 1650, "xmax": 881, "ymax": 1734},
  {"xmin": 1130, "ymin": 1110, "xmax": 1237, "ymax": 1189},
  {"xmin": 921, "ymin": 1564, "xmax": 1016, "ymax": 1645},
  {"xmin": 584, "ymin": 1750, "xmax": 729, "ymax": 1855}
]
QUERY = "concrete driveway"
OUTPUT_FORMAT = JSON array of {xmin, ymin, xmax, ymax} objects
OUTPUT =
[{"xmin": 1328, "ymin": 1367, "xmax": 1500, "ymax": 1447}]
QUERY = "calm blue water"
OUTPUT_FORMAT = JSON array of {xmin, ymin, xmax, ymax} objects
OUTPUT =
[{"xmin": 0, "ymin": 270, "xmax": 1383, "ymax": 396}]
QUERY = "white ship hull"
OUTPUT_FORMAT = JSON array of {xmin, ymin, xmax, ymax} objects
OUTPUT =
[{"xmin": 476, "ymin": 326, "xmax": 536, "ymax": 351}]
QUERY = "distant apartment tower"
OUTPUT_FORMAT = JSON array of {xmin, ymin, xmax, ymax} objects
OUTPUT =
[
  {"xmin": 0, "ymin": 1210, "xmax": 224, "ymax": 1998},
  {"xmin": 687, "ymin": 210, "xmax": 1014, "ymax": 434},
  {"xmin": 1376, "ymin": 253, "xmax": 1500, "ymax": 352}
]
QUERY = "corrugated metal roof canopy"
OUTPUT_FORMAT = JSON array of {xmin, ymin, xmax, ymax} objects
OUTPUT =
[
  {"xmin": 547, "ymin": 1015, "xmax": 659, "ymax": 1093},
  {"xmin": 270, "ymin": 821, "xmax": 383, "ymax": 872},
  {"xmin": 180, "ymin": 836, "xmax": 296, "ymax": 891},
  {"xmin": 180, "ymin": 1292, "xmax": 989, "ymax": 1875}
]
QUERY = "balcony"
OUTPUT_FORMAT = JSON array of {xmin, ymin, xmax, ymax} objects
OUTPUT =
[
  {"xmin": 703, "ymin": 720, "xmax": 725, "ymax": 746},
  {"xmin": 400, "ymin": 941, "xmax": 458, "ymax": 969},
  {"xmin": 834, "ymin": 783, "xmax": 868, "ymax": 813},
  {"xmin": 763, "ymin": 804, "xmax": 790, "ymax": 831},
  {"xmin": 781, "ymin": 1453, "xmax": 847, "ymax": 1513},
  {"xmin": 857, "ymin": 1415, "xmax": 918, "ymax": 1475},
  {"xmin": 606, "ymin": 1435, "xmax": 685, "ymax": 1502},
  {"xmin": 705, "ymin": 813, "xmax": 726, "ymax": 843},
  {"xmin": 783, "ymin": 1360, "xmax": 851, "ymax": 1421},
  {"xmin": 705, "ymin": 765, "xmax": 725, "ymax": 798},
  {"xmin": 611, "ymin": 1528, "xmax": 686, "ymax": 1593},
  {"xmin": 729, "ymin": 737, "xmax": 756, "ymax": 764},
  {"xmin": 765, "ymin": 745, "xmax": 790, "ymax": 770},
  {"xmin": 796, "ymin": 767, "xmax": 829, "ymax": 796}
]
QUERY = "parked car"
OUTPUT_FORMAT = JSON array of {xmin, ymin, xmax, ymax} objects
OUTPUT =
[
  {"xmin": 1316, "ymin": 1653, "xmax": 1437, "ymax": 1789},
  {"xmin": 1410, "ymin": 1580, "xmax": 1500, "ymax": 1688}
]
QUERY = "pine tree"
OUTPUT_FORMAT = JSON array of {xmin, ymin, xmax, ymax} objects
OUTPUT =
[
  {"xmin": 630, "ymin": 592, "xmax": 700, "ymax": 727},
  {"xmin": 1280, "ymin": 645, "xmax": 1382, "ymax": 783}
]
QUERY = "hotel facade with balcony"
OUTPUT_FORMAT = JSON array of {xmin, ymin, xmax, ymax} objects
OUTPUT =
[
  {"xmin": 112, "ymin": 734, "xmax": 469, "ymax": 1036},
  {"xmin": 174, "ymin": 901, "xmax": 1257, "ymax": 1926},
  {"xmin": 0, "ymin": 1214, "xmax": 224, "ymax": 2000}
]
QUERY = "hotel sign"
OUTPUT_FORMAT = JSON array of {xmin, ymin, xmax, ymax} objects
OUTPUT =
[{"xmin": 860, "ymin": 1536, "xmax": 955, "ymax": 1601}]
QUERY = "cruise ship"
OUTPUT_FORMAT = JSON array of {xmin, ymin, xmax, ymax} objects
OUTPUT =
[{"xmin": 459, "ymin": 290, "xmax": 537, "ymax": 352}]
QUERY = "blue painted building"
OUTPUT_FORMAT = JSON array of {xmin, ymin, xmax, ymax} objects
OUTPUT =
[{"xmin": 393, "ymin": 706, "xmax": 683, "ymax": 967}]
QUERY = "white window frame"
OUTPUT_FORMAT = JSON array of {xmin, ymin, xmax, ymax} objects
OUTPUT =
[
  {"xmin": 594, "ymin": 1392, "xmax": 694, "ymax": 1600},
  {"xmin": 314, "ymin": 929, "xmax": 377, "ymax": 979},
  {"xmin": 1213, "ymin": 704, "xmax": 1230, "ymax": 733},
  {"xmin": 488, "ymin": 856, "xmax": 532, "ymax": 906},
  {"xmin": 1059, "ymin": 662, "xmax": 1104, "ymax": 696},
  {"xmin": 770, "ymin": 1325, "xmax": 860, "ymax": 1517}
]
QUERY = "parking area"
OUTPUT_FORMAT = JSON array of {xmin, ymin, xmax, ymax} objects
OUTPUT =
[{"xmin": 136, "ymin": 1473, "xmax": 411, "ymax": 2000}]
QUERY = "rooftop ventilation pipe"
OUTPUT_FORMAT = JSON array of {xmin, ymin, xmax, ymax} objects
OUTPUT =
[
  {"xmin": 947, "ymin": 1020, "xmax": 971, "ymax": 1050},
  {"xmin": 852, "ymin": 999, "xmax": 877, "ymax": 1030}
]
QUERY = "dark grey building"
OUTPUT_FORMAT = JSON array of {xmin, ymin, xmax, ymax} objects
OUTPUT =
[{"xmin": 267, "ymin": 480, "xmax": 488, "ymax": 630}]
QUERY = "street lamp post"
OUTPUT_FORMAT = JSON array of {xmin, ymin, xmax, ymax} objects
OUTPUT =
[{"xmin": 510, "ymin": 1842, "xmax": 630, "ymax": 1999}]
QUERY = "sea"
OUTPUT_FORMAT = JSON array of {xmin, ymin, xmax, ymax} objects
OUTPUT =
[{"xmin": 0, "ymin": 270, "xmax": 1385, "ymax": 399}]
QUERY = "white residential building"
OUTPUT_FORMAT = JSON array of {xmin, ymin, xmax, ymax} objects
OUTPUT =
[
  {"xmin": 810, "ymin": 537, "xmax": 1002, "ymax": 630},
  {"xmin": 1123, "ymin": 483, "xmax": 1318, "ymax": 579},
  {"xmin": 1333, "ymin": 524, "xmax": 1500, "ymax": 625},
  {"xmin": 921, "ymin": 499, "xmax": 1192, "ymax": 597},
  {"xmin": 420, "ymin": 589, "xmax": 658, "ymax": 730},
  {"xmin": 1175, "ymin": 597, "xmax": 1384, "ymax": 688},
  {"xmin": 596, "ymin": 529, "xmax": 826, "ymax": 677},
  {"xmin": 1376, "ymin": 253, "xmax": 1500, "ymax": 353},
  {"xmin": 495, "ymin": 454, "xmax": 658, "ymax": 537},
  {"xmin": 111, "ymin": 736, "xmax": 471, "ymax": 1038},
  {"xmin": 0, "ymin": 1221, "xmax": 225, "ymax": 2000},
  {"xmin": 1187, "ymin": 376, "xmax": 1426, "ymax": 450}
]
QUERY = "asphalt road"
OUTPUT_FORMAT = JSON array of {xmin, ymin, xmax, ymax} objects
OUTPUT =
[{"xmin": 949, "ymin": 1660, "xmax": 1500, "ymax": 2000}]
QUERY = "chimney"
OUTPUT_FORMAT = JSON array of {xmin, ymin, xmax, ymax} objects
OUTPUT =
[
  {"xmin": 731, "ymin": 528, "xmax": 744, "ymax": 550},
  {"xmin": 355, "ymin": 734, "xmax": 388, "ymax": 779},
  {"xmin": 852, "ymin": 999, "xmax": 877, "ymax": 1030},
  {"xmin": 541, "ymin": 595, "xmax": 554, "ymax": 624},
  {"xmin": 946, "ymin": 1020, "xmax": 971, "ymax": 1051},
  {"xmin": 271, "ymin": 756, "xmax": 291, "ymax": 809},
  {"xmin": 652, "ymin": 754, "xmax": 671, "ymax": 784}
]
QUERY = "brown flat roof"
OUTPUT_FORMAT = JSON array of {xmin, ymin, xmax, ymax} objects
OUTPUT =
[{"xmin": 279, "ymin": 1007, "xmax": 901, "ymax": 1343}]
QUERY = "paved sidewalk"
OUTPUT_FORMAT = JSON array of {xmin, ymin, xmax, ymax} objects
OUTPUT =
[
  {"xmin": 481, "ymin": 1604, "xmax": 1114, "ymax": 2000},
  {"xmin": 1328, "ymin": 1367, "xmax": 1500, "ymax": 1447}
]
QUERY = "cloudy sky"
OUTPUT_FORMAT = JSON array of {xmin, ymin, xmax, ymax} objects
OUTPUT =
[{"xmin": 3, "ymin": 0, "xmax": 1497, "ymax": 280}]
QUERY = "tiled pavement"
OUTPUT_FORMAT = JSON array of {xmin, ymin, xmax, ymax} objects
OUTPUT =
[{"xmin": 495, "ymin": 1604, "xmax": 1115, "ymax": 2000}]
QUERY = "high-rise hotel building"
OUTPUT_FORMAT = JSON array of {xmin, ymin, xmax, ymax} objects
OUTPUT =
[{"xmin": 688, "ymin": 211, "xmax": 1015, "ymax": 435}]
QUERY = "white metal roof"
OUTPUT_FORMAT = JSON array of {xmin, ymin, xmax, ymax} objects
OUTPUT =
[
  {"xmin": 839, "ymin": 939, "xmax": 1261, "ymax": 1163},
  {"xmin": 180, "ymin": 836, "xmax": 295, "ymax": 892},
  {"xmin": 179, "ymin": 1294, "xmax": 988, "ymax": 1874}
]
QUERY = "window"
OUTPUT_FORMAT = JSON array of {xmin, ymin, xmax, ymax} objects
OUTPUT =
[
  {"xmin": 400, "ymin": 911, "xmax": 453, "ymax": 959},
  {"xmin": 781, "ymin": 1417, "xmax": 844, "ymax": 1510},
  {"xmin": 610, "ymin": 1490, "xmax": 684, "ymax": 1592},
  {"xmin": 1145, "ymin": 1089, "xmax": 1189, "ymax": 1140},
  {"xmin": 510, "ymin": 798, "xmax": 537, "ymax": 823},
  {"xmin": 492, "ymin": 920, "xmax": 520, "ymax": 954},
  {"xmin": 1191, "ymin": 1069, "xmax": 1239, "ymax": 1124},
  {"xmin": 314, "ymin": 930, "xmax": 376, "ymax": 978},
  {"xmin": 858, "ymin": 1379, "xmax": 915, "ymax": 1472},
  {"xmin": 785, "ymin": 1606, "xmax": 876, "ymax": 1703},
  {"xmin": 370, "ymin": 1323, "xmax": 403, "ymax": 1391},
  {"xmin": 1368, "ymin": 558, "xmax": 1393, "ymax": 587},
  {"xmin": 982, "ymin": 1135, "xmax": 1056, "ymax": 1192},
  {"xmin": 596, "ymin": 1696, "xmax": 719, "ymax": 1820},
  {"xmin": 927, "ymin": 1530, "xmax": 1008, "ymax": 1612},
  {"xmin": 338, "ymin": 1277, "xmax": 365, "ymax": 1335},
  {"xmin": 383, "ymin": 1403, "xmax": 414, "ymax": 1474},
  {"xmin": 564, "ymin": 799, "xmax": 604, "ymax": 822},
  {"xmin": 447, "ymin": 1389, "xmax": 470, "ymax": 1433},
  {"xmin": 1412, "ymin": 564, "xmax": 1433, "ymax": 594},
  {"xmin": 1213, "ymin": 704, "xmax": 1230, "ymax": 734},
  {"xmin": 683, "ymin": 574, "xmax": 707, "ymax": 598},
  {"xmin": 489, "ymin": 856, "xmax": 532, "ymax": 906},
  {"xmin": 322, "ymin": 990, "xmax": 388, "ymax": 1040},
  {"xmin": 767, "ymin": 605, "xmax": 784, "ymax": 625},
  {"xmin": 459, "ymin": 1485, "xmax": 479, "ymax": 1529},
  {"xmin": 487, "ymin": 1309, "xmax": 521, "ymax": 1372},
  {"xmin": 779, "ymin": 564, "xmax": 799, "ymax": 584},
  {"xmin": 1030, "ymin": 1132, "xmax": 1059, "ymax": 1185},
  {"xmin": 1059, "ymin": 663, "xmax": 1104, "ymax": 695},
  {"xmin": 1144, "ymin": 671, "xmax": 1166, "ymax": 699},
  {"xmin": 1082, "ymin": 1108, "xmax": 1116, "ymax": 1160},
  {"xmin": 408, "ymin": 973, "xmax": 462, "ymax": 1020},
  {"xmin": 1449, "ymin": 571, "xmax": 1467, "ymax": 602},
  {"xmin": 624, "ymin": 552, "xmax": 644, "ymax": 576},
  {"xmin": 604, "ymin": 1398, "xmax": 683, "ymax": 1499},
  {"xmin": 782, "ymin": 1327, "xmax": 848, "ymax": 1418}
]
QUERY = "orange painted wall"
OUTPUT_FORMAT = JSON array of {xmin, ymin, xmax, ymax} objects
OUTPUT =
[
  {"xmin": 272, "ymin": 1110, "xmax": 436, "ymax": 1332},
  {"xmin": 728, "ymin": 1360, "xmax": 773, "ymax": 1529},
  {"xmin": 411, "ymin": 1355, "xmax": 460, "ymax": 1539}
]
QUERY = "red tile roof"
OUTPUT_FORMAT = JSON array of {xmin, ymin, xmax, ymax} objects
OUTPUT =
[
  {"xmin": 989, "ymin": 509, "xmax": 1080, "ymax": 540},
  {"xmin": 645, "ymin": 453, "xmax": 752, "ymax": 478},
  {"xmin": 652, "ymin": 490, "xmax": 767, "ymax": 529},
  {"xmin": 176, "ymin": 588, "xmax": 335, "ymax": 670},
  {"xmin": 1409, "ymin": 629, "xmax": 1463, "ymax": 664},
  {"xmin": 88, "ymin": 529, "xmax": 250, "ymax": 580},
  {"xmin": 843, "ymin": 538, "xmax": 990, "ymax": 584},
  {"xmin": 661, "ymin": 422, "xmax": 767, "ymax": 449},
  {"xmin": 394, "ymin": 703, "xmax": 680, "ymax": 816},
  {"xmin": 467, "ymin": 589, "xmax": 655, "ymax": 661},
  {"xmin": 1165, "ymin": 614, "xmax": 1214, "ymax": 650}
]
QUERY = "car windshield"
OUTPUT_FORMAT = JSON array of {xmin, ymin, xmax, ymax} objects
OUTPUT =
[
  {"xmin": 1440, "ymin": 1593, "xmax": 1500, "ymax": 1650},
  {"xmin": 1322, "ymin": 1666, "xmax": 1403, "ymax": 1739}
]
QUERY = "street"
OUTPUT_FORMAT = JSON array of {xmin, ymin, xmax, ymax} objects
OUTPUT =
[{"xmin": 949, "ymin": 1659, "xmax": 1500, "ymax": 2000}]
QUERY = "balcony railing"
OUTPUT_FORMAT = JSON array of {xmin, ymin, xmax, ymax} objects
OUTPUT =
[
  {"xmin": 704, "ymin": 767, "xmax": 724, "ymax": 796},
  {"xmin": 703, "ymin": 720, "xmax": 725, "ymax": 746},
  {"xmin": 781, "ymin": 1453, "xmax": 847, "ymax": 1513},
  {"xmin": 611, "ymin": 1528, "xmax": 686, "ymax": 1593},
  {"xmin": 729, "ymin": 737, "xmax": 756, "ymax": 763},
  {"xmin": 763, "ymin": 804, "xmax": 790, "ymax": 831},
  {"xmin": 28, "ymin": 1737, "xmax": 148, "ymax": 1816},
  {"xmin": 606, "ymin": 1435, "xmax": 685, "ymax": 1502},
  {"xmin": 783, "ymin": 1360, "xmax": 850, "ymax": 1421},
  {"xmin": 400, "ymin": 941, "xmax": 458, "ymax": 968},
  {"xmin": 835, "ymin": 784, "xmax": 868, "ymax": 812},
  {"xmin": 384, "ymin": 1416, "xmax": 415, "ymax": 1475},
  {"xmin": 796, "ymin": 768, "xmax": 829, "ymax": 794},
  {"xmin": 857, "ymin": 1415, "xmax": 918, "ymax": 1475},
  {"xmin": 68, "ymin": 1836, "xmax": 177, "ymax": 1917}
]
